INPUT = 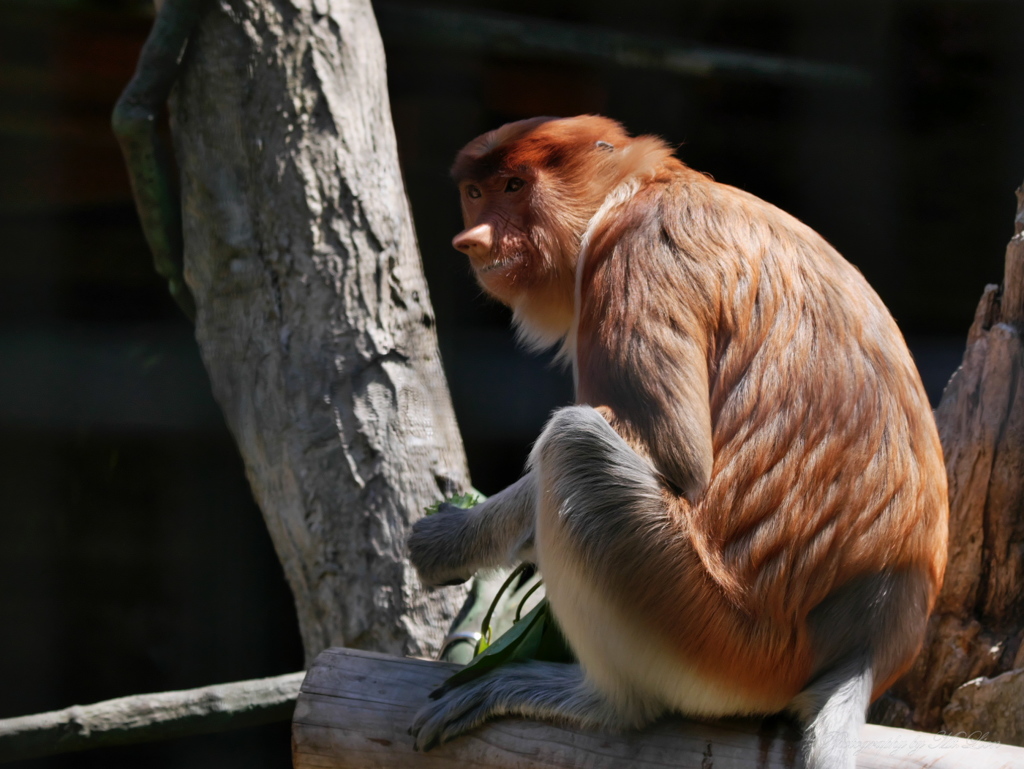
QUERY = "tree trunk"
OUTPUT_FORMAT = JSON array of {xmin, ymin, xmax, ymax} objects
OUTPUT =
[
  {"xmin": 169, "ymin": 0, "xmax": 471, "ymax": 664},
  {"xmin": 880, "ymin": 185, "xmax": 1024, "ymax": 743}
]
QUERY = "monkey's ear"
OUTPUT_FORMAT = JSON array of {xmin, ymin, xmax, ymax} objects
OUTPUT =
[{"xmin": 595, "ymin": 140, "xmax": 615, "ymax": 151}]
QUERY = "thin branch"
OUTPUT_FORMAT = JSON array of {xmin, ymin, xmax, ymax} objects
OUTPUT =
[
  {"xmin": 375, "ymin": 3, "xmax": 869, "ymax": 88},
  {"xmin": 0, "ymin": 672, "xmax": 303, "ymax": 763}
]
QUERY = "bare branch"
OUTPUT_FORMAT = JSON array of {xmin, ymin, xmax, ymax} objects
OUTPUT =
[
  {"xmin": 375, "ymin": 3, "xmax": 868, "ymax": 87},
  {"xmin": 0, "ymin": 672, "xmax": 302, "ymax": 763}
]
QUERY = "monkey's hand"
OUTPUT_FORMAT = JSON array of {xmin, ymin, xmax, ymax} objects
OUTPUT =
[{"xmin": 408, "ymin": 503, "xmax": 476, "ymax": 587}]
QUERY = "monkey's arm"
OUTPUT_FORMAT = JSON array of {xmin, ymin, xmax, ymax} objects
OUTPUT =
[
  {"xmin": 607, "ymin": 332, "xmax": 714, "ymax": 502},
  {"xmin": 408, "ymin": 474, "xmax": 536, "ymax": 587},
  {"xmin": 575, "ymin": 203, "xmax": 714, "ymax": 502}
]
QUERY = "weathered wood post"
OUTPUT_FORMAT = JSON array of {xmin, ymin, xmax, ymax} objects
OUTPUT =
[{"xmin": 882, "ymin": 186, "xmax": 1024, "ymax": 744}]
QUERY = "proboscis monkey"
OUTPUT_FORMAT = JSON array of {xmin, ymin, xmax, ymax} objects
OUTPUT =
[{"xmin": 407, "ymin": 115, "xmax": 948, "ymax": 769}]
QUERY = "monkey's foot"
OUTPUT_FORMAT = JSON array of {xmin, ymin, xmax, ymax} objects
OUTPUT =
[
  {"xmin": 409, "ymin": 661, "xmax": 647, "ymax": 752},
  {"xmin": 410, "ymin": 675, "xmax": 504, "ymax": 751}
]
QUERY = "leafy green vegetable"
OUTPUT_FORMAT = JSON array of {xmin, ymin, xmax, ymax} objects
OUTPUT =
[
  {"xmin": 423, "ymin": 490, "xmax": 573, "ymax": 695},
  {"xmin": 434, "ymin": 600, "xmax": 555, "ymax": 697},
  {"xmin": 435, "ymin": 579, "xmax": 574, "ymax": 696},
  {"xmin": 424, "ymin": 491, "xmax": 483, "ymax": 516},
  {"xmin": 475, "ymin": 562, "xmax": 532, "ymax": 653}
]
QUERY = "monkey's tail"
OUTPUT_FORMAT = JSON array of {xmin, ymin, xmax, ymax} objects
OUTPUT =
[{"xmin": 788, "ymin": 658, "xmax": 872, "ymax": 769}]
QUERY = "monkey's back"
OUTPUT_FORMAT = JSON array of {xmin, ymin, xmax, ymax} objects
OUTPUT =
[{"xmin": 570, "ymin": 168, "xmax": 948, "ymax": 706}]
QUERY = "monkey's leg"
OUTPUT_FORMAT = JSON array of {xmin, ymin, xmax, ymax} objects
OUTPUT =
[
  {"xmin": 408, "ymin": 473, "xmax": 537, "ymax": 587},
  {"xmin": 411, "ymin": 406, "xmax": 671, "ymax": 750},
  {"xmin": 410, "ymin": 661, "xmax": 659, "ymax": 752}
]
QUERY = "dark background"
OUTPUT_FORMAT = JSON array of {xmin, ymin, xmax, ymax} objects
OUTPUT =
[{"xmin": 0, "ymin": 0, "xmax": 1021, "ymax": 766}]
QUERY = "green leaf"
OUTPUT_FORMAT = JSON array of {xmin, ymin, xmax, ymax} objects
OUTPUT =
[
  {"xmin": 434, "ymin": 598, "xmax": 575, "ymax": 697},
  {"xmin": 424, "ymin": 491, "xmax": 483, "ymax": 516},
  {"xmin": 535, "ymin": 606, "xmax": 574, "ymax": 663},
  {"xmin": 434, "ymin": 601, "xmax": 549, "ymax": 695},
  {"xmin": 476, "ymin": 563, "xmax": 533, "ymax": 654}
]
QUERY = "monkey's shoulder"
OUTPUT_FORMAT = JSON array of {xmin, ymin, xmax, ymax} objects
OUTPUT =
[
  {"xmin": 585, "ymin": 172, "xmax": 841, "ymax": 280},
  {"xmin": 585, "ymin": 170, "xmax": 895, "ymax": 345}
]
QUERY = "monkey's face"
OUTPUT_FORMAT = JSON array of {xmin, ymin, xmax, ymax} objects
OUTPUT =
[
  {"xmin": 449, "ymin": 115, "xmax": 639, "ymax": 342},
  {"xmin": 452, "ymin": 173, "xmax": 544, "ymax": 306}
]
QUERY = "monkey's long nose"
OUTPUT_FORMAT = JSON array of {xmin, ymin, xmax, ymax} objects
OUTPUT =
[{"xmin": 452, "ymin": 224, "xmax": 493, "ymax": 261}]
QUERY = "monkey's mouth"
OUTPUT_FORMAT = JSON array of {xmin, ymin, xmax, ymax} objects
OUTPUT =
[{"xmin": 478, "ymin": 253, "xmax": 524, "ymax": 274}]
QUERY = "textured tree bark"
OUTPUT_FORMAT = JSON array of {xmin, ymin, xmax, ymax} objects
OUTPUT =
[
  {"xmin": 880, "ymin": 186, "xmax": 1024, "ymax": 743},
  {"xmin": 169, "ymin": 0, "xmax": 471, "ymax": 663}
]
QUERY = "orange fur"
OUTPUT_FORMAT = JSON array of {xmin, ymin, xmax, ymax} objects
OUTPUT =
[{"xmin": 451, "ymin": 115, "xmax": 948, "ymax": 708}]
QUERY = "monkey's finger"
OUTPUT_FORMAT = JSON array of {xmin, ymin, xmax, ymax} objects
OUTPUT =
[
  {"xmin": 437, "ymin": 577, "xmax": 469, "ymax": 587},
  {"xmin": 429, "ymin": 679, "xmax": 460, "ymax": 699},
  {"xmin": 409, "ymin": 711, "xmax": 448, "ymax": 752},
  {"xmin": 419, "ymin": 733, "xmax": 442, "ymax": 753},
  {"xmin": 411, "ymin": 687, "xmax": 490, "ymax": 751},
  {"xmin": 437, "ymin": 701, "xmax": 497, "ymax": 744}
]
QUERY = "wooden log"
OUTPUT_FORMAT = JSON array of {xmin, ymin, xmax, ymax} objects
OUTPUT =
[
  {"xmin": 293, "ymin": 648, "xmax": 1024, "ymax": 769},
  {"xmin": 0, "ymin": 671, "xmax": 302, "ymax": 763}
]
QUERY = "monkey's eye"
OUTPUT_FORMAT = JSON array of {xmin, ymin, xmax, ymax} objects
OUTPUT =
[
  {"xmin": 505, "ymin": 177, "xmax": 525, "ymax": 193},
  {"xmin": 466, "ymin": 185, "xmax": 482, "ymax": 199}
]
